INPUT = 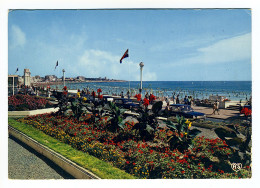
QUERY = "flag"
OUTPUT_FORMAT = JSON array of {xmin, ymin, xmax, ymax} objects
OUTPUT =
[
  {"xmin": 55, "ymin": 61, "xmax": 58, "ymax": 69},
  {"xmin": 120, "ymin": 49, "xmax": 129, "ymax": 63},
  {"xmin": 15, "ymin": 68, "xmax": 18, "ymax": 73}
]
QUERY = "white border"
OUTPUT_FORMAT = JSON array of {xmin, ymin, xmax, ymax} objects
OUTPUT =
[{"xmin": 1, "ymin": 0, "xmax": 259, "ymax": 188}]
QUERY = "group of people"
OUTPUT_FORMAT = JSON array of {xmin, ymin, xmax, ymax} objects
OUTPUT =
[{"xmin": 170, "ymin": 93, "xmax": 194, "ymax": 106}]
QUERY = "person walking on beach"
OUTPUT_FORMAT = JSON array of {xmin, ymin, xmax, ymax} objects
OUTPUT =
[
  {"xmin": 212, "ymin": 100, "xmax": 220, "ymax": 115},
  {"xmin": 216, "ymin": 100, "xmax": 220, "ymax": 115},
  {"xmin": 212, "ymin": 102, "xmax": 217, "ymax": 115}
]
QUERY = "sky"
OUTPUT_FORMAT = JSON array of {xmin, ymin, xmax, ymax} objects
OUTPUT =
[{"xmin": 8, "ymin": 9, "xmax": 252, "ymax": 81}]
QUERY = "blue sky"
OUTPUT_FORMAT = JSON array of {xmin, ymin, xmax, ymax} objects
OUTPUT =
[{"xmin": 8, "ymin": 9, "xmax": 251, "ymax": 81}]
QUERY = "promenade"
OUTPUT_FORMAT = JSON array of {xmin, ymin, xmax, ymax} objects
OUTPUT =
[
  {"xmin": 8, "ymin": 136, "xmax": 74, "ymax": 179},
  {"xmin": 192, "ymin": 106, "xmax": 242, "ymax": 120}
]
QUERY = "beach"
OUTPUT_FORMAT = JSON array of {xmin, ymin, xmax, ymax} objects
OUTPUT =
[{"xmin": 47, "ymin": 81, "xmax": 251, "ymax": 101}]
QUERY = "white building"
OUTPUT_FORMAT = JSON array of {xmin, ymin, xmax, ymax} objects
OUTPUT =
[{"xmin": 24, "ymin": 69, "xmax": 31, "ymax": 86}]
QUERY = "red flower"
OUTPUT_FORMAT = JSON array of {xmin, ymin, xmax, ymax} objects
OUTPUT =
[
  {"xmin": 97, "ymin": 88, "xmax": 102, "ymax": 93},
  {"xmin": 126, "ymin": 161, "xmax": 130, "ymax": 164},
  {"xmin": 181, "ymin": 170, "xmax": 185, "ymax": 174},
  {"xmin": 241, "ymin": 107, "xmax": 252, "ymax": 116},
  {"xmin": 149, "ymin": 94, "xmax": 156, "ymax": 102},
  {"xmin": 98, "ymin": 94, "xmax": 103, "ymax": 99},
  {"xmin": 134, "ymin": 94, "xmax": 141, "ymax": 101},
  {"xmin": 63, "ymin": 86, "xmax": 67, "ymax": 91},
  {"xmin": 143, "ymin": 98, "xmax": 149, "ymax": 107}
]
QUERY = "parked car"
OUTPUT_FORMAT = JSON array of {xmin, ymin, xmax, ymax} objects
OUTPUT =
[
  {"xmin": 169, "ymin": 104, "xmax": 205, "ymax": 119},
  {"xmin": 113, "ymin": 98, "xmax": 140, "ymax": 110}
]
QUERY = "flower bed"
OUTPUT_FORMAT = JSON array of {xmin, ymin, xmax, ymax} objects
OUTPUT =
[
  {"xmin": 8, "ymin": 94, "xmax": 54, "ymax": 111},
  {"xmin": 17, "ymin": 113, "xmax": 251, "ymax": 179}
]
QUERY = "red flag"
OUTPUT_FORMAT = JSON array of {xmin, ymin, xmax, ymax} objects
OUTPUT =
[{"xmin": 120, "ymin": 49, "xmax": 129, "ymax": 63}]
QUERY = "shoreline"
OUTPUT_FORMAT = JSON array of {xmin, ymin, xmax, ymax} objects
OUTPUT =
[{"xmin": 32, "ymin": 80, "xmax": 127, "ymax": 86}]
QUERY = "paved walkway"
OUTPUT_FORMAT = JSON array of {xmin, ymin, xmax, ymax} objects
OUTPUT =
[
  {"xmin": 8, "ymin": 136, "xmax": 74, "ymax": 179},
  {"xmin": 192, "ymin": 106, "xmax": 241, "ymax": 120}
]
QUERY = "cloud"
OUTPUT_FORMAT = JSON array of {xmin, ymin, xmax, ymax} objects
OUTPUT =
[
  {"xmin": 173, "ymin": 33, "xmax": 251, "ymax": 66},
  {"xmin": 76, "ymin": 49, "xmax": 157, "ymax": 81},
  {"xmin": 149, "ymin": 35, "xmax": 218, "ymax": 52},
  {"xmin": 9, "ymin": 25, "xmax": 26, "ymax": 48}
]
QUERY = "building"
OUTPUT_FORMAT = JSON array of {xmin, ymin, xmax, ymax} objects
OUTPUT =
[
  {"xmin": 45, "ymin": 75, "xmax": 57, "ymax": 82},
  {"xmin": 8, "ymin": 75, "xmax": 19, "ymax": 96},
  {"xmin": 77, "ymin": 76, "xmax": 85, "ymax": 82},
  {"xmin": 24, "ymin": 69, "xmax": 31, "ymax": 86}
]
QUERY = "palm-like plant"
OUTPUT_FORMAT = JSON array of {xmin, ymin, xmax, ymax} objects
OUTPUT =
[{"xmin": 164, "ymin": 116, "xmax": 201, "ymax": 152}]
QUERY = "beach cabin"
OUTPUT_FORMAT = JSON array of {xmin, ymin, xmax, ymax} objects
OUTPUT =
[{"xmin": 208, "ymin": 95, "xmax": 247, "ymax": 109}]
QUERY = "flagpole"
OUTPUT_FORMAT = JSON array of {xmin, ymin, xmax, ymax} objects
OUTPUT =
[
  {"xmin": 120, "ymin": 49, "xmax": 130, "ymax": 95},
  {"xmin": 57, "ymin": 64, "xmax": 59, "ymax": 90},
  {"xmin": 55, "ymin": 62, "xmax": 57, "ymax": 91},
  {"xmin": 128, "ymin": 55, "xmax": 130, "ymax": 93}
]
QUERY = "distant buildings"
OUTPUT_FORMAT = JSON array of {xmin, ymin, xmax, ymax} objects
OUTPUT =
[
  {"xmin": 45, "ymin": 75, "xmax": 57, "ymax": 82},
  {"xmin": 76, "ymin": 76, "xmax": 85, "ymax": 82},
  {"xmin": 9, "ymin": 68, "xmax": 121, "ymax": 89}
]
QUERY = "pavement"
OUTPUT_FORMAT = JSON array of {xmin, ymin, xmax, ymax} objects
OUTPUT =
[
  {"xmin": 192, "ymin": 106, "xmax": 242, "ymax": 120},
  {"xmin": 8, "ymin": 136, "xmax": 74, "ymax": 179}
]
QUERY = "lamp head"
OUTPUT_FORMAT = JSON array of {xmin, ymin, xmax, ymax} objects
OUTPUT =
[{"xmin": 139, "ymin": 62, "xmax": 144, "ymax": 68}]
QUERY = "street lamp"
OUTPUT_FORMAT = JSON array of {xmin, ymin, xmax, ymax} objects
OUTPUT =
[
  {"xmin": 139, "ymin": 62, "xmax": 144, "ymax": 94},
  {"xmin": 62, "ymin": 69, "xmax": 65, "ymax": 87}
]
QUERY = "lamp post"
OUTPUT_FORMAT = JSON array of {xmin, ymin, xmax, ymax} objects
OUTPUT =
[
  {"xmin": 139, "ymin": 62, "xmax": 144, "ymax": 94},
  {"xmin": 62, "ymin": 69, "xmax": 65, "ymax": 87}
]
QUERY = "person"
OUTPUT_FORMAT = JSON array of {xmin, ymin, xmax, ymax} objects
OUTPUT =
[
  {"xmin": 172, "ymin": 93, "xmax": 176, "ymax": 104},
  {"xmin": 176, "ymin": 95, "xmax": 180, "ymax": 104},
  {"xmin": 164, "ymin": 102, "xmax": 171, "ymax": 117},
  {"xmin": 92, "ymin": 90, "xmax": 96, "ymax": 98},
  {"xmin": 216, "ymin": 100, "xmax": 220, "ymax": 115},
  {"xmin": 165, "ymin": 97, "xmax": 170, "ymax": 106},
  {"xmin": 121, "ymin": 91, "xmax": 124, "ymax": 98},
  {"xmin": 145, "ymin": 92, "xmax": 149, "ymax": 99},
  {"xmin": 77, "ymin": 89, "xmax": 81, "ymax": 98},
  {"xmin": 184, "ymin": 96, "xmax": 188, "ymax": 104},
  {"xmin": 127, "ymin": 90, "xmax": 130, "ymax": 99},
  {"xmin": 212, "ymin": 102, "xmax": 217, "ymax": 115},
  {"xmin": 212, "ymin": 100, "xmax": 220, "ymax": 115},
  {"xmin": 82, "ymin": 89, "xmax": 85, "ymax": 96},
  {"xmin": 188, "ymin": 96, "xmax": 192, "ymax": 105}
]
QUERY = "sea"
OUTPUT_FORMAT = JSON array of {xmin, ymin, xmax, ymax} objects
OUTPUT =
[{"xmin": 53, "ymin": 81, "xmax": 252, "ymax": 101}]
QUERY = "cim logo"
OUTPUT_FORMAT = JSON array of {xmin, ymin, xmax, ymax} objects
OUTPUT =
[{"xmin": 231, "ymin": 163, "xmax": 242, "ymax": 172}]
